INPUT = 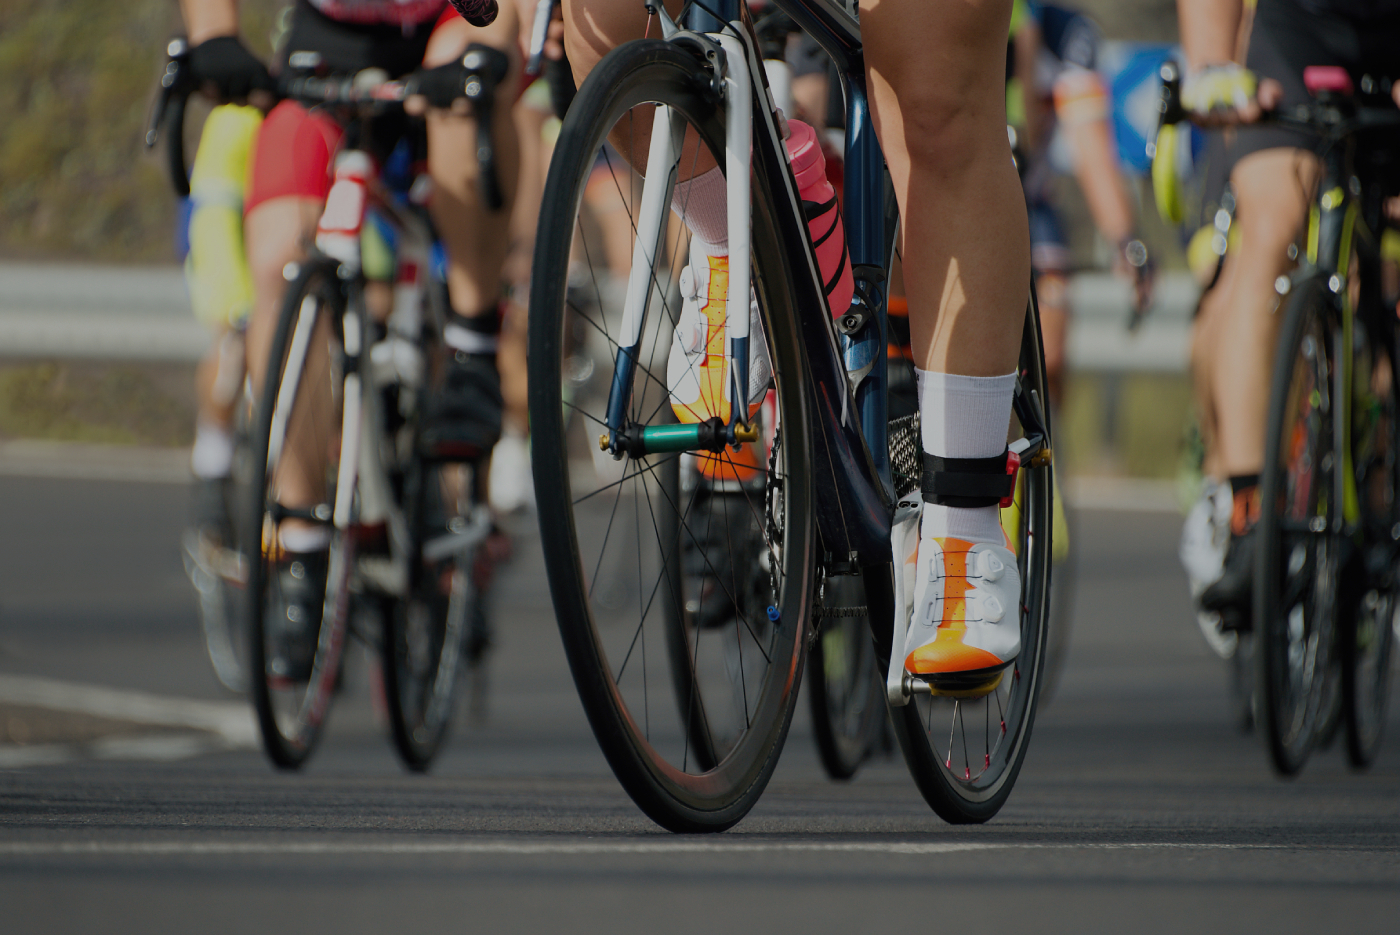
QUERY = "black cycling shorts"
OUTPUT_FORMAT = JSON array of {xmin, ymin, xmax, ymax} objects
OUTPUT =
[
  {"xmin": 280, "ymin": 0, "xmax": 442, "ymax": 78},
  {"xmin": 1235, "ymin": 0, "xmax": 1400, "ymax": 161}
]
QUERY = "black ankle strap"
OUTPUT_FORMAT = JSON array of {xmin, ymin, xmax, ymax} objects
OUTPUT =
[{"xmin": 921, "ymin": 450, "xmax": 1013, "ymax": 508}]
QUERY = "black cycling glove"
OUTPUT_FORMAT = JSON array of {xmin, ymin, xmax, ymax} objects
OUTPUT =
[
  {"xmin": 188, "ymin": 35, "xmax": 275, "ymax": 100},
  {"xmin": 411, "ymin": 45, "xmax": 510, "ymax": 110},
  {"xmin": 411, "ymin": 60, "xmax": 472, "ymax": 109}
]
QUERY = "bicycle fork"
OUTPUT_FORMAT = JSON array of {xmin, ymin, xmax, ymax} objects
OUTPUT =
[{"xmin": 599, "ymin": 24, "xmax": 757, "ymax": 458}]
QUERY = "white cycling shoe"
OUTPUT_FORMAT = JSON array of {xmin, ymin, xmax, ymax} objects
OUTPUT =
[
  {"xmin": 667, "ymin": 238, "xmax": 770, "ymax": 424},
  {"xmin": 902, "ymin": 534, "xmax": 1022, "ymax": 696}
]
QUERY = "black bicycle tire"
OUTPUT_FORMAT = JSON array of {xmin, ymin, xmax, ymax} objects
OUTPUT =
[
  {"xmin": 1255, "ymin": 274, "xmax": 1340, "ymax": 776},
  {"xmin": 528, "ymin": 39, "xmax": 815, "ymax": 832},
  {"xmin": 880, "ymin": 303, "xmax": 1055, "ymax": 824},
  {"xmin": 245, "ymin": 258, "xmax": 353, "ymax": 770},
  {"xmin": 1341, "ymin": 315, "xmax": 1398, "ymax": 769},
  {"xmin": 382, "ymin": 456, "xmax": 482, "ymax": 771},
  {"xmin": 808, "ymin": 578, "xmax": 883, "ymax": 780}
]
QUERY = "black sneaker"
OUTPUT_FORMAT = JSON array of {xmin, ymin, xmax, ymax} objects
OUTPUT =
[
  {"xmin": 192, "ymin": 476, "xmax": 233, "ymax": 546},
  {"xmin": 1201, "ymin": 528, "xmax": 1255, "ymax": 631},
  {"xmin": 421, "ymin": 351, "xmax": 503, "ymax": 461},
  {"xmin": 269, "ymin": 549, "xmax": 329, "ymax": 683}
]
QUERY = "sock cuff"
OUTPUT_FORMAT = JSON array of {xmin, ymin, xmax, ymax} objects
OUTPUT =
[
  {"xmin": 915, "ymin": 368, "xmax": 1017, "ymax": 460},
  {"xmin": 444, "ymin": 308, "xmax": 500, "ymax": 354},
  {"xmin": 670, "ymin": 165, "xmax": 729, "ymax": 250},
  {"xmin": 1228, "ymin": 473, "xmax": 1260, "ymax": 494}
]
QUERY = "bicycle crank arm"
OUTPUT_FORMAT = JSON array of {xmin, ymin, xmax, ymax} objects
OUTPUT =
[
  {"xmin": 599, "ymin": 418, "xmax": 759, "ymax": 458},
  {"xmin": 422, "ymin": 505, "xmax": 493, "ymax": 562}
]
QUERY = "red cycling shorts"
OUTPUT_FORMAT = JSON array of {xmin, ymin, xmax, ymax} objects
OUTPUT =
[
  {"xmin": 245, "ymin": 6, "xmax": 465, "ymax": 215},
  {"xmin": 245, "ymin": 101, "xmax": 345, "ymax": 214}
]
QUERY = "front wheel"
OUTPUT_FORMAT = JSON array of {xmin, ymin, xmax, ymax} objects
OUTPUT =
[
  {"xmin": 244, "ymin": 259, "xmax": 354, "ymax": 770},
  {"xmin": 528, "ymin": 39, "xmax": 815, "ymax": 832},
  {"xmin": 880, "ymin": 304, "xmax": 1054, "ymax": 824}
]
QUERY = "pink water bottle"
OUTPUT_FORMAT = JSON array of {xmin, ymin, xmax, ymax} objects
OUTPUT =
[{"xmin": 785, "ymin": 119, "xmax": 854, "ymax": 319}]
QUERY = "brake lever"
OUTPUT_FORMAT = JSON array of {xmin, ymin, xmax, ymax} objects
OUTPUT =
[
  {"xmin": 146, "ymin": 38, "xmax": 193, "ymax": 199},
  {"xmin": 462, "ymin": 45, "xmax": 509, "ymax": 212},
  {"xmin": 525, "ymin": 0, "xmax": 558, "ymax": 78}
]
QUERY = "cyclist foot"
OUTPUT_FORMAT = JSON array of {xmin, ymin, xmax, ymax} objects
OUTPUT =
[
  {"xmin": 1200, "ymin": 528, "xmax": 1256, "ymax": 631},
  {"xmin": 667, "ymin": 239, "xmax": 770, "ymax": 424},
  {"xmin": 270, "ymin": 548, "xmax": 329, "ymax": 684},
  {"xmin": 902, "ymin": 533, "xmax": 1021, "ymax": 697},
  {"xmin": 421, "ymin": 350, "xmax": 503, "ymax": 461}
]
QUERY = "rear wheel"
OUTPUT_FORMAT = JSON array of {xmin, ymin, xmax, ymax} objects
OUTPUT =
[
  {"xmin": 1341, "ymin": 314, "xmax": 1398, "ymax": 769},
  {"xmin": 808, "ymin": 572, "xmax": 883, "ymax": 780},
  {"xmin": 528, "ymin": 40, "xmax": 815, "ymax": 832},
  {"xmin": 1255, "ymin": 275, "xmax": 1342, "ymax": 776},
  {"xmin": 383, "ymin": 456, "xmax": 490, "ymax": 771},
  {"xmin": 245, "ymin": 258, "xmax": 353, "ymax": 770},
  {"xmin": 880, "ymin": 305, "xmax": 1055, "ymax": 824}
]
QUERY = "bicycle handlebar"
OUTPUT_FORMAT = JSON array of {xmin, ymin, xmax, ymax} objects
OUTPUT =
[{"xmin": 146, "ymin": 42, "xmax": 507, "ymax": 211}]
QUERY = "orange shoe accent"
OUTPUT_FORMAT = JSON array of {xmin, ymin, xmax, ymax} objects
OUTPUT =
[
  {"xmin": 904, "ymin": 635, "xmax": 1006, "ymax": 675},
  {"xmin": 675, "ymin": 254, "xmax": 733, "ymax": 425},
  {"xmin": 904, "ymin": 537, "xmax": 1006, "ymax": 676}
]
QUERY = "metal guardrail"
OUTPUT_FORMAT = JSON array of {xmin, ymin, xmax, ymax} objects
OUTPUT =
[{"xmin": 0, "ymin": 263, "xmax": 1198, "ymax": 369}]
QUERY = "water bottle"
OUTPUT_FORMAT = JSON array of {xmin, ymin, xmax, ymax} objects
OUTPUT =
[
  {"xmin": 784, "ymin": 119, "xmax": 854, "ymax": 318},
  {"xmin": 185, "ymin": 104, "xmax": 262, "ymax": 329}
]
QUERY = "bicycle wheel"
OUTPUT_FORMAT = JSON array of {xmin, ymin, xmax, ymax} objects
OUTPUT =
[
  {"xmin": 880, "ymin": 305, "xmax": 1054, "ymax": 824},
  {"xmin": 245, "ymin": 258, "xmax": 354, "ymax": 769},
  {"xmin": 529, "ymin": 39, "xmax": 814, "ymax": 832},
  {"xmin": 1256, "ymin": 274, "xmax": 1342, "ymax": 776},
  {"xmin": 1341, "ymin": 315, "xmax": 1398, "ymax": 768},
  {"xmin": 383, "ymin": 457, "xmax": 490, "ymax": 771},
  {"xmin": 808, "ymin": 572, "xmax": 884, "ymax": 780}
]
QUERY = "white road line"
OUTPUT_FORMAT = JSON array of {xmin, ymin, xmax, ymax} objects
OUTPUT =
[
  {"xmin": 0, "ymin": 841, "xmax": 1288, "ymax": 858},
  {"xmin": 0, "ymin": 675, "xmax": 256, "ymax": 749}
]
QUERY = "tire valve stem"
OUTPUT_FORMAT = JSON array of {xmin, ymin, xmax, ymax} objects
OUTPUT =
[{"xmin": 766, "ymin": 605, "xmax": 780, "ymax": 622}]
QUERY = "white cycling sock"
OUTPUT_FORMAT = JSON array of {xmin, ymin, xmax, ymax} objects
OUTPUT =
[
  {"xmin": 190, "ymin": 420, "xmax": 235, "ymax": 480},
  {"xmin": 670, "ymin": 166, "xmax": 728, "ymax": 252},
  {"xmin": 279, "ymin": 524, "xmax": 332, "ymax": 553},
  {"xmin": 916, "ymin": 368, "xmax": 1017, "ymax": 543}
]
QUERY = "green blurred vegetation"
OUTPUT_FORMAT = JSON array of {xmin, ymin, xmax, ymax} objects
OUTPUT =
[
  {"xmin": 0, "ymin": 1, "xmax": 286, "ymax": 262},
  {"xmin": 0, "ymin": 363, "xmax": 194, "ymax": 446},
  {"xmin": 1058, "ymin": 372, "xmax": 1194, "ymax": 482}
]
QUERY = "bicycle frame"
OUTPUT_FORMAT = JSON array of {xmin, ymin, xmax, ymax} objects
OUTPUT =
[
  {"xmin": 1290, "ymin": 109, "xmax": 1400, "ymax": 539},
  {"xmin": 603, "ymin": 0, "xmax": 896, "ymax": 564}
]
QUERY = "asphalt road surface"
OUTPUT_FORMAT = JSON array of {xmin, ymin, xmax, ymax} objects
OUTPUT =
[{"xmin": 0, "ymin": 474, "xmax": 1396, "ymax": 933}]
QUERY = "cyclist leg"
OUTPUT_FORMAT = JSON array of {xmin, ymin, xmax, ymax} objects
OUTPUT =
[
  {"xmin": 861, "ymin": 0, "xmax": 1030, "ymax": 682},
  {"xmin": 1197, "ymin": 146, "xmax": 1317, "ymax": 620},
  {"xmin": 418, "ymin": 8, "xmax": 521, "ymax": 458},
  {"xmin": 1027, "ymin": 200, "xmax": 1071, "ymax": 405}
]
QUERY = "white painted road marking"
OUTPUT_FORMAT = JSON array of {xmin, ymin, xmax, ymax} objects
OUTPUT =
[
  {"xmin": 0, "ymin": 840, "xmax": 1290, "ymax": 858},
  {"xmin": 0, "ymin": 675, "xmax": 256, "ymax": 767}
]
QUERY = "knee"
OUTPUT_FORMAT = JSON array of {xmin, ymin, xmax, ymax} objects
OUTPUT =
[{"xmin": 894, "ymin": 84, "xmax": 1006, "ymax": 179}]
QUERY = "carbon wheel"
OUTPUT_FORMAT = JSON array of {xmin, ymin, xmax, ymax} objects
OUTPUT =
[
  {"xmin": 881, "ymin": 305, "xmax": 1054, "ymax": 823},
  {"xmin": 528, "ymin": 40, "xmax": 814, "ymax": 832}
]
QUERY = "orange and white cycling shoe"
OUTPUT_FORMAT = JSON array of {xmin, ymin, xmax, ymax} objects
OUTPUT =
[
  {"xmin": 902, "ymin": 534, "xmax": 1022, "ymax": 696},
  {"xmin": 667, "ymin": 239, "xmax": 770, "ymax": 425}
]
